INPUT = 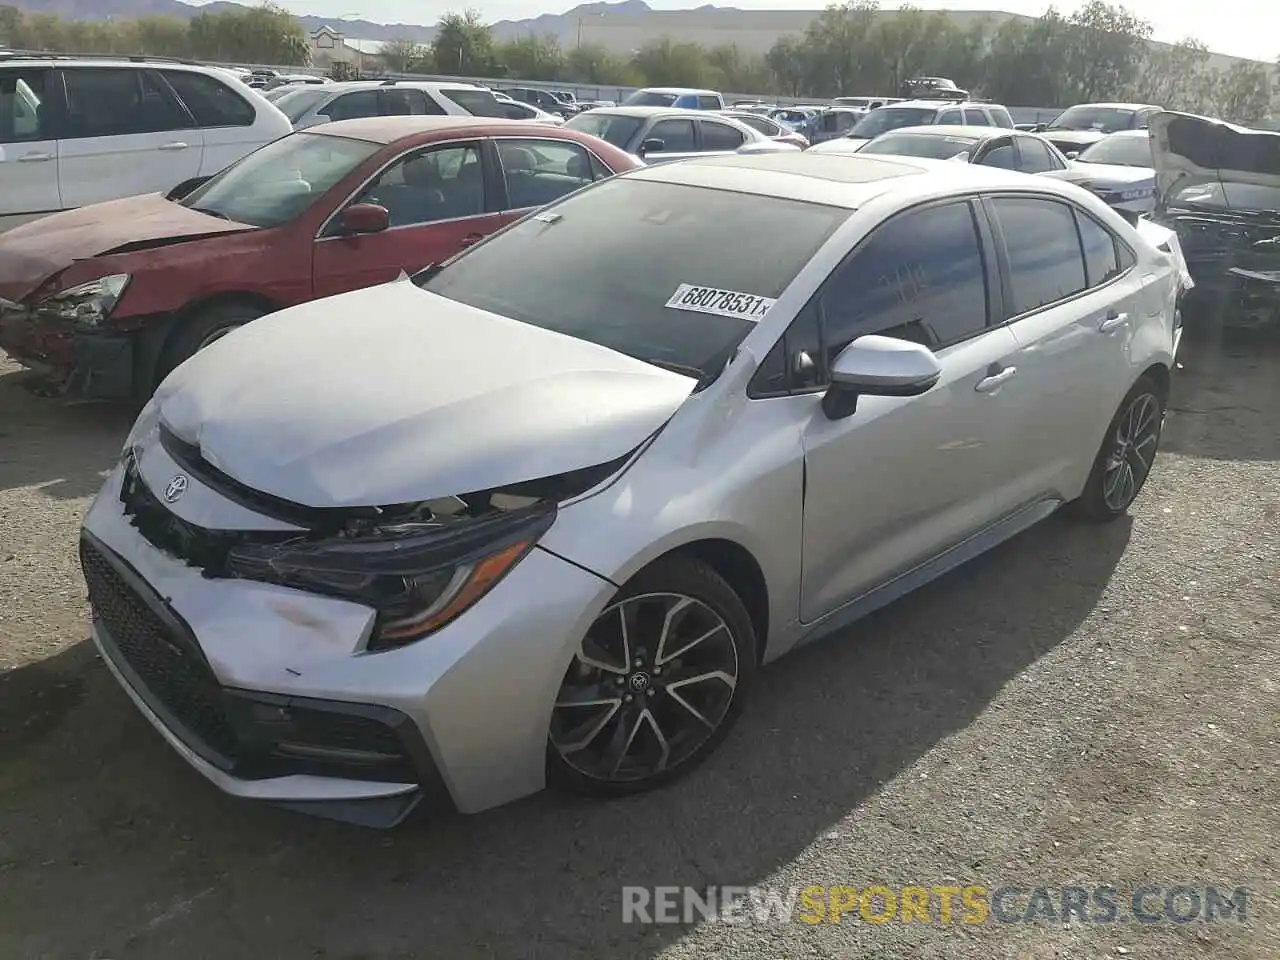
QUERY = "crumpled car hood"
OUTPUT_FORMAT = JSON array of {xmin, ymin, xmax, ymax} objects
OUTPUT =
[
  {"xmin": 153, "ymin": 280, "xmax": 696, "ymax": 508},
  {"xmin": 0, "ymin": 193, "xmax": 252, "ymax": 302},
  {"xmin": 1150, "ymin": 111, "xmax": 1280, "ymax": 210}
]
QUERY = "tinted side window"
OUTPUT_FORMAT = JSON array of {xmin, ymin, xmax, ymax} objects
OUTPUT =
[
  {"xmin": 698, "ymin": 95, "xmax": 721, "ymax": 110},
  {"xmin": 820, "ymin": 201, "xmax": 990, "ymax": 357},
  {"xmin": 439, "ymin": 88, "xmax": 506, "ymax": 117},
  {"xmin": 962, "ymin": 107, "xmax": 984, "ymax": 124},
  {"xmin": 991, "ymin": 197, "xmax": 1088, "ymax": 315},
  {"xmin": 62, "ymin": 68, "xmax": 191, "ymax": 137},
  {"xmin": 1015, "ymin": 137, "xmax": 1058, "ymax": 173},
  {"xmin": 1117, "ymin": 242, "xmax": 1136, "ymax": 270},
  {"xmin": 988, "ymin": 106, "xmax": 1015, "ymax": 129},
  {"xmin": 1075, "ymin": 210, "xmax": 1122, "ymax": 287},
  {"xmin": 701, "ymin": 121, "xmax": 745, "ymax": 150},
  {"xmin": 322, "ymin": 90, "xmax": 380, "ymax": 122},
  {"xmin": 751, "ymin": 306, "xmax": 824, "ymax": 396},
  {"xmin": 980, "ymin": 142, "xmax": 1017, "ymax": 169},
  {"xmin": 0, "ymin": 68, "xmax": 52, "ymax": 143},
  {"xmin": 355, "ymin": 142, "xmax": 484, "ymax": 227},
  {"xmin": 382, "ymin": 88, "xmax": 444, "ymax": 116},
  {"xmin": 649, "ymin": 118, "xmax": 695, "ymax": 151},
  {"xmin": 498, "ymin": 138, "xmax": 596, "ymax": 209},
  {"xmin": 936, "ymin": 109, "xmax": 962, "ymax": 125},
  {"xmin": 736, "ymin": 114, "xmax": 773, "ymax": 136},
  {"xmin": 162, "ymin": 70, "xmax": 254, "ymax": 127}
]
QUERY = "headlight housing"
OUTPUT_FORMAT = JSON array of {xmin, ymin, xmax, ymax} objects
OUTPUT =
[
  {"xmin": 34, "ymin": 274, "xmax": 130, "ymax": 328},
  {"xmin": 224, "ymin": 503, "xmax": 557, "ymax": 651}
]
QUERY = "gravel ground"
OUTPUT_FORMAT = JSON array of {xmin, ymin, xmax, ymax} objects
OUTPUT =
[{"xmin": 0, "ymin": 330, "xmax": 1277, "ymax": 960}]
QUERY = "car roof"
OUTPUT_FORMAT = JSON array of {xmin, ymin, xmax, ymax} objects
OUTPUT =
[
  {"xmin": 887, "ymin": 99, "xmax": 993, "ymax": 111},
  {"xmin": 309, "ymin": 115, "xmax": 563, "ymax": 144},
  {"xmin": 1069, "ymin": 102, "xmax": 1161, "ymax": 111},
  {"xmin": 317, "ymin": 80, "xmax": 486, "ymax": 95},
  {"xmin": 877, "ymin": 124, "xmax": 1006, "ymax": 138},
  {"xmin": 0, "ymin": 57, "xmax": 224, "ymax": 73},
  {"xmin": 638, "ymin": 87, "xmax": 720, "ymax": 95},
  {"xmin": 582, "ymin": 106, "xmax": 727, "ymax": 119},
  {"xmin": 626, "ymin": 151, "xmax": 1051, "ymax": 209}
]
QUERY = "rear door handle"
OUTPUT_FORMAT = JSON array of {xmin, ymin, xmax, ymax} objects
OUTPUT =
[
  {"xmin": 459, "ymin": 233, "xmax": 484, "ymax": 248},
  {"xmin": 16, "ymin": 151, "xmax": 53, "ymax": 162},
  {"xmin": 975, "ymin": 365, "xmax": 1017, "ymax": 393},
  {"xmin": 1099, "ymin": 311, "xmax": 1129, "ymax": 333},
  {"xmin": 158, "ymin": 141, "xmax": 190, "ymax": 151}
]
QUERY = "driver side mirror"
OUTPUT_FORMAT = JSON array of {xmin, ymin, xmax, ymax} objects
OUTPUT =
[
  {"xmin": 340, "ymin": 202, "xmax": 390, "ymax": 235},
  {"xmin": 821, "ymin": 335, "xmax": 942, "ymax": 420},
  {"xmin": 638, "ymin": 137, "xmax": 665, "ymax": 157}
]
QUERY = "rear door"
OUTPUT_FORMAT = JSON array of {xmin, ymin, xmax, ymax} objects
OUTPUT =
[
  {"xmin": 158, "ymin": 69, "xmax": 263, "ymax": 177},
  {"xmin": 1012, "ymin": 134, "xmax": 1067, "ymax": 174},
  {"xmin": 0, "ymin": 66, "xmax": 62, "ymax": 223},
  {"xmin": 696, "ymin": 118, "xmax": 748, "ymax": 156},
  {"xmin": 312, "ymin": 139, "xmax": 508, "ymax": 297},
  {"xmin": 639, "ymin": 117, "xmax": 698, "ymax": 163},
  {"xmin": 492, "ymin": 136, "xmax": 604, "ymax": 213},
  {"xmin": 983, "ymin": 194, "xmax": 1142, "ymax": 507},
  {"xmin": 56, "ymin": 66, "xmax": 202, "ymax": 207},
  {"xmin": 317, "ymin": 89, "xmax": 381, "ymax": 124}
]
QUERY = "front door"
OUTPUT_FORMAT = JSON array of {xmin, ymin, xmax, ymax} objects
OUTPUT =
[
  {"xmin": 312, "ymin": 139, "xmax": 511, "ymax": 298},
  {"xmin": 799, "ymin": 199, "xmax": 1024, "ymax": 620},
  {"xmin": 0, "ymin": 67, "xmax": 61, "ymax": 225},
  {"xmin": 56, "ymin": 67, "xmax": 202, "ymax": 208}
]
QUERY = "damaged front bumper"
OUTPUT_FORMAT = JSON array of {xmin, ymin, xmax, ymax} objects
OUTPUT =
[
  {"xmin": 80, "ymin": 441, "xmax": 616, "ymax": 826},
  {"xmin": 0, "ymin": 298, "xmax": 137, "ymax": 398}
]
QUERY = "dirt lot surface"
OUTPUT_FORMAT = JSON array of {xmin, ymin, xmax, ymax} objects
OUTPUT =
[{"xmin": 0, "ymin": 331, "xmax": 1277, "ymax": 960}]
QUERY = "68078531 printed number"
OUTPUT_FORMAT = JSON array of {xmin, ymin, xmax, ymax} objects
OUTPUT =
[{"xmin": 664, "ymin": 284, "xmax": 777, "ymax": 321}]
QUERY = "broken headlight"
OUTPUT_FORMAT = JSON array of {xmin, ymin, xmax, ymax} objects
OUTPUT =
[
  {"xmin": 34, "ymin": 274, "xmax": 130, "ymax": 328},
  {"xmin": 225, "ymin": 503, "xmax": 557, "ymax": 651}
]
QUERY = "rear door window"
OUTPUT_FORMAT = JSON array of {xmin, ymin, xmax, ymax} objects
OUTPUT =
[
  {"xmin": 990, "ymin": 197, "xmax": 1088, "ymax": 314},
  {"xmin": 0, "ymin": 68, "xmax": 53, "ymax": 142},
  {"xmin": 1075, "ymin": 210, "xmax": 1123, "ymax": 287},
  {"xmin": 61, "ymin": 68, "xmax": 192, "ymax": 137},
  {"xmin": 699, "ymin": 120, "xmax": 746, "ymax": 150},
  {"xmin": 988, "ymin": 105, "xmax": 1015, "ymax": 129},
  {"xmin": 649, "ymin": 118, "xmax": 695, "ymax": 152},
  {"xmin": 497, "ymin": 138, "xmax": 598, "ymax": 210},
  {"xmin": 439, "ymin": 88, "xmax": 508, "ymax": 117},
  {"xmin": 935, "ymin": 109, "xmax": 962, "ymax": 125},
  {"xmin": 161, "ymin": 70, "xmax": 255, "ymax": 127},
  {"xmin": 698, "ymin": 95, "xmax": 722, "ymax": 110},
  {"xmin": 1015, "ymin": 136, "xmax": 1062, "ymax": 172},
  {"xmin": 381, "ymin": 88, "xmax": 444, "ymax": 116},
  {"xmin": 321, "ymin": 90, "xmax": 380, "ymax": 122}
]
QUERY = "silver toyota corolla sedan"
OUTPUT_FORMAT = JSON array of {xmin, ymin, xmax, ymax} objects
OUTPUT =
[{"xmin": 81, "ymin": 153, "xmax": 1183, "ymax": 827}]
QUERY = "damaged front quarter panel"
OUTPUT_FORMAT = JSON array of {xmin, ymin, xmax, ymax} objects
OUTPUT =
[{"xmin": 1150, "ymin": 111, "xmax": 1280, "ymax": 327}]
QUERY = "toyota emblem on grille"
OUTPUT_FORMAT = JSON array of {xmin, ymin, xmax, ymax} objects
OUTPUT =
[{"xmin": 163, "ymin": 474, "xmax": 189, "ymax": 503}]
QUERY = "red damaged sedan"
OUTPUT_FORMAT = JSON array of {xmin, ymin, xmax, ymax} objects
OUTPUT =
[{"xmin": 0, "ymin": 116, "xmax": 640, "ymax": 400}]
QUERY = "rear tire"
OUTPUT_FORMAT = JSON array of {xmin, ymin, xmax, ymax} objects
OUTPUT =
[
  {"xmin": 547, "ymin": 554, "xmax": 757, "ymax": 799},
  {"xmin": 155, "ymin": 301, "xmax": 267, "ymax": 389},
  {"xmin": 1065, "ymin": 373, "xmax": 1166, "ymax": 523}
]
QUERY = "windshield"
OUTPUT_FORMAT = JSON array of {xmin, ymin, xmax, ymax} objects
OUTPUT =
[
  {"xmin": 564, "ymin": 111, "xmax": 644, "ymax": 149},
  {"xmin": 834, "ymin": 98, "xmax": 871, "ymax": 108},
  {"xmin": 623, "ymin": 90, "xmax": 679, "ymax": 107},
  {"xmin": 850, "ymin": 107, "xmax": 938, "ymax": 138},
  {"xmin": 861, "ymin": 132, "xmax": 981, "ymax": 160},
  {"xmin": 1048, "ymin": 106, "xmax": 1136, "ymax": 134},
  {"xmin": 418, "ymin": 178, "xmax": 849, "ymax": 380},
  {"xmin": 1076, "ymin": 134, "xmax": 1153, "ymax": 167},
  {"xmin": 179, "ymin": 132, "xmax": 380, "ymax": 228},
  {"xmin": 273, "ymin": 87, "xmax": 330, "ymax": 122},
  {"xmin": 440, "ymin": 88, "xmax": 506, "ymax": 117}
]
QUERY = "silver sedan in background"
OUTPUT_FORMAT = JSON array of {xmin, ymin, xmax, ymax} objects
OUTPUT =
[
  {"xmin": 81, "ymin": 153, "xmax": 1181, "ymax": 828},
  {"xmin": 564, "ymin": 105, "xmax": 800, "ymax": 163}
]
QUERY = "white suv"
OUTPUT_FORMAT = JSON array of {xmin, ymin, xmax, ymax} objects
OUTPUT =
[
  {"xmin": 273, "ymin": 80, "xmax": 508, "ymax": 130},
  {"xmin": 0, "ymin": 57, "xmax": 292, "ymax": 231}
]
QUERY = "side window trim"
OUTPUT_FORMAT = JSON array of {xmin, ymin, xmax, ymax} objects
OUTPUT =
[
  {"xmin": 980, "ymin": 192, "xmax": 1124, "ymax": 322},
  {"xmin": 146, "ymin": 69, "xmax": 198, "ymax": 130}
]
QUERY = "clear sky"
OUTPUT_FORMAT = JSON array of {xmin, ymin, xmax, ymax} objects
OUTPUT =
[{"xmin": 263, "ymin": 0, "xmax": 1278, "ymax": 63}]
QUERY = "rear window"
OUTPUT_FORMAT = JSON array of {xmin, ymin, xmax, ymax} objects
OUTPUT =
[
  {"xmin": 860, "ymin": 132, "xmax": 979, "ymax": 160},
  {"xmin": 273, "ymin": 87, "xmax": 330, "ymax": 123},
  {"xmin": 850, "ymin": 107, "xmax": 939, "ymax": 138},
  {"xmin": 162, "ymin": 70, "xmax": 255, "ymax": 127},
  {"xmin": 564, "ymin": 111, "xmax": 644, "ymax": 150},
  {"xmin": 439, "ymin": 88, "xmax": 506, "ymax": 117},
  {"xmin": 419, "ymin": 178, "xmax": 850, "ymax": 381},
  {"xmin": 623, "ymin": 90, "xmax": 679, "ymax": 107}
]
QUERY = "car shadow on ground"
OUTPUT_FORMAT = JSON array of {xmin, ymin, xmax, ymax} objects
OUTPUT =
[
  {"xmin": 1163, "ymin": 323, "xmax": 1280, "ymax": 462},
  {"xmin": 0, "ymin": 512, "xmax": 1132, "ymax": 958},
  {"xmin": 0, "ymin": 365, "xmax": 135, "ymax": 499}
]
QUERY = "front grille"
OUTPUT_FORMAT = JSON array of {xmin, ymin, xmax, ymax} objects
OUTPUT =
[{"xmin": 81, "ymin": 536, "xmax": 240, "ymax": 766}]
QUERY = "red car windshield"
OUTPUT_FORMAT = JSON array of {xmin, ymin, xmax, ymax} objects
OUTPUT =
[{"xmin": 179, "ymin": 132, "xmax": 380, "ymax": 228}]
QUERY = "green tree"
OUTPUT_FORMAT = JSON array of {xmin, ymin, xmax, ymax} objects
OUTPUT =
[
  {"xmin": 1133, "ymin": 38, "xmax": 1217, "ymax": 113},
  {"xmin": 188, "ymin": 3, "xmax": 310, "ymax": 65},
  {"xmin": 630, "ymin": 36, "xmax": 713, "ymax": 88},
  {"xmin": 497, "ymin": 33, "xmax": 565, "ymax": 81},
  {"xmin": 379, "ymin": 37, "xmax": 428, "ymax": 74},
  {"xmin": 1213, "ymin": 61, "xmax": 1273, "ymax": 124},
  {"xmin": 705, "ymin": 44, "xmax": 773, "ymax": 94},
  {"xmin": 765, "ymin": 36, "xmax": 808, "ymax": 96},
  {"xmin": 564, "ymin": 42, "xmax": 641, "ymax": 85},
  {"xmin": 1059, "ymin": 0, "xmax": 1152, "ymax": 104},
  {"xmin": 430, "ymin": 9, "xmax": 500, "ymax": 76}
]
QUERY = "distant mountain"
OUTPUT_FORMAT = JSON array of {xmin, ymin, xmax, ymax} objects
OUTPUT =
[{"xmin": 5, "ymin": 0, "xmax": 663, "ymax": 44}]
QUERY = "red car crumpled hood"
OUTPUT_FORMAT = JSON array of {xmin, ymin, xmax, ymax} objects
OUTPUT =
[{"xmin": 0, "ymin": 193, "xmax": 253, "ymax": 303}]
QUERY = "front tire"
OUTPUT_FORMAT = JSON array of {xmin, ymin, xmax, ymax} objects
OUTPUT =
[
  {"xmin": 155, "ymin": 301, "xmax": 267, "ymax": 389},
  {"xmin": 547, "ymin": 554, "xmax": 757, "ymax": 798},
  {"xmin": 1066, "ymin": 373, "xmax": 1166, "ymax": 523}
]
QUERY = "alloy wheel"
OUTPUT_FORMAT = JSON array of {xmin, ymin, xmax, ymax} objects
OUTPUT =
[
  {"xmin": 550, "ymin": 592, "xmax": 740, "ymax": 783},
  {"xmin": 1102, "ymin": 391, "xmax": 1161, "ymax": 511}
]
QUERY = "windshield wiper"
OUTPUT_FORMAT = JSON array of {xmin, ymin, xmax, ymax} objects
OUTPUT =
[
  {"xmin": 643, "ymin": 358, "xmax": 707, "ymax": 381},
  {"xmin": 188, "ymin": 206, "xmax": 231, "ymax": 220}
]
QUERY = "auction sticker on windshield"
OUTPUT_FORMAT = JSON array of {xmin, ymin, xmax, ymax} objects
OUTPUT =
[{"xmin": 666, "ymin": 284, "xmax": 776, "ymax": 321}]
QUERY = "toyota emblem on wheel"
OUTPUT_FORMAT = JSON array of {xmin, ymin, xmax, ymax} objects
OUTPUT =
[{"xmin": 163, "ymin": 474, "xmax": 189, "ymax": 503}]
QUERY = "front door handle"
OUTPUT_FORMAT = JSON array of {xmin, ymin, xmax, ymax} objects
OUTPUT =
[
  {"xmin": 1099, "ymin": 310, "xmax": 1129, "ymax": 333},
  {"xmin": 459, "ymin": 232, "xmax": 484, "ymax": 248},
  {"xmin": 975, "ymin": 365, "xmax": 1017, "ymax": 393},
  {"xmin": 16, "ymin": 151, "xmax": 53, "ymax": 162},
  {"xmin": 158, "ymin": 141, "xmax": 190, "ymax": 151}
]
